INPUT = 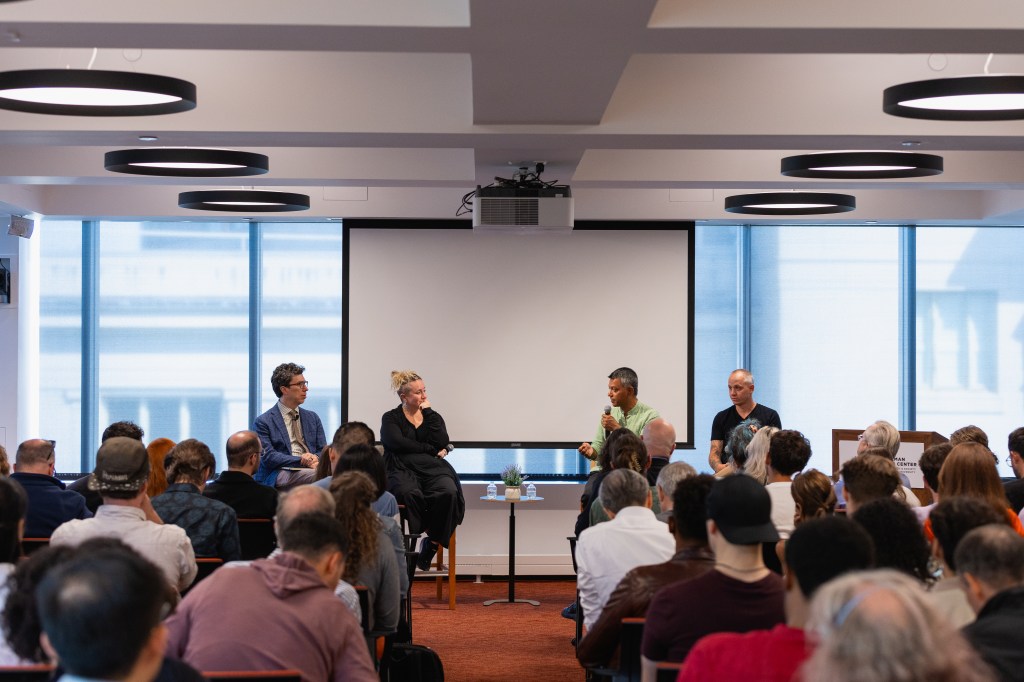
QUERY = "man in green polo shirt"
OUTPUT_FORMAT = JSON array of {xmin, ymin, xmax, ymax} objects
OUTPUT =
[{"xmin": 578, "ymin": 367, "xmax": 660, "ymax": 467}]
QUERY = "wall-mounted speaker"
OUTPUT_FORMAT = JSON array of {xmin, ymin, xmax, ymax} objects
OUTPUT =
[{"xmin": 7, "ymin": 215, "xmax": 33, "ymax": 239}]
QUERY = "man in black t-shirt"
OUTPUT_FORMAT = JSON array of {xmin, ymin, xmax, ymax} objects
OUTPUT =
[{"xmin": 708, "ymin": 369, "xmax": 781, "ymax": 473}]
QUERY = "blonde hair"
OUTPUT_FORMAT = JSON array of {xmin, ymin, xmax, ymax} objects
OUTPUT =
[
  {"xmin": 390, "ymin": 370, "xmax": 422, "ymax": 395},
  {"xmin": 741, "ymin": 426, "xmax": 778, "ymax": 485}
]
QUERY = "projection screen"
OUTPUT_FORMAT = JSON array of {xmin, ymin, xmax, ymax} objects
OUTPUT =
[{"xmin": 343, "ymin": 221, "xmax": 694, "ymax": 448}]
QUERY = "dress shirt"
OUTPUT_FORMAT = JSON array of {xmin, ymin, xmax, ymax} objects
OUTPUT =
[
  {"xmin": 576, "ymin": 505, "xmax": 675, "ymax": 630},
  {"xmin": 277, "ymin": 401, "xmax": 307, "ymax": 456},
  {"xmin": 51, "ymin": 504, "xmax": 197, "ymax": 592}
]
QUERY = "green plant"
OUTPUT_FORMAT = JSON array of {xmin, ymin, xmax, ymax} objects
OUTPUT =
[{"xmin": 501, "ymin": 463, "xmax": 525, "ymax": 487}]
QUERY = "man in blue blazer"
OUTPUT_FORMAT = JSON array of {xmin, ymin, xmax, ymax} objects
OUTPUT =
[{"xmin": 252, "ymin": 362, "xmax": 327, "ymax": 490}]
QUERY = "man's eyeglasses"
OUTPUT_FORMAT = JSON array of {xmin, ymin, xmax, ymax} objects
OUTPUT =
[{"xmin": 287, "ymin": 381, "xmax": 309, "ymax": 389}]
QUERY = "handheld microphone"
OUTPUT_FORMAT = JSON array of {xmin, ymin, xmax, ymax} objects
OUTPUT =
[
  {"xmin": 446, "ymin": 443, "xmax": 455, "ymax": 453},
  {"xmin": 603, "ymin": 405, "xmax": 612, "ymax": 437}
]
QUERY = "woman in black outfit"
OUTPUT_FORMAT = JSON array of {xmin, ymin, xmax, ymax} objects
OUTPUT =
[{"xmin": 380, "ymin": 370, "xmax": 465, "ymax": 570}]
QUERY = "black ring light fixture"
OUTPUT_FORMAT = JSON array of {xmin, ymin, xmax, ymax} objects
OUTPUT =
[
  {"xmin": 0, "ymin": 69, "xmax": 196, "ymax": 116},
  {"xmin": 178, "ymin": 190, "xmax": 310, "ymax": 212},
  {"xmin": 105, "ymin": 148, "xmax": 269, "ymax": 177},
  {"xmin": 724, "ymin": 192, "xmax": 856, "ymax": 215},
  {"xmin": 884, "ymin": 75, "xmax": 1024, "ymax": 121},
  {"xmin": 781, "ymin": 151, "xmax": 944, "ymax": 179}
]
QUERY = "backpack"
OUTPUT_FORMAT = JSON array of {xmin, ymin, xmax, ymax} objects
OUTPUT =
[{"xmin": 387, "ymin": 642, "xmax": 445, "ymax": 682}]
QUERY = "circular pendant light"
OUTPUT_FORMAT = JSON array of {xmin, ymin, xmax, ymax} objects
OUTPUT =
[
  {"xmin": 883, "ymin": 75, "xmax": 1024, "ymax": 120},
  {"xmin": 178, "ymin": 190, "xmax": 310, "ymax": 212},
  {"xmin": 105, "ymin": 148, "xmax": 269, "ymax": 177},
  {"xmin": 0, "ymin": 69, "xmax": 196, "ymax": 116},
  {"xmin": 781, "ymin": 151, "xmax": 943, "ymax": 179},
  {"xmin": 724, "ymin": 192, "xmax": 856, "ymax": 215}
]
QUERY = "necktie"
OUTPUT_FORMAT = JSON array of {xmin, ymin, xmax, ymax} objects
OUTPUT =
[{"xmin": 291, "ymin": 410, "xmax": 309, "ymax": 453}]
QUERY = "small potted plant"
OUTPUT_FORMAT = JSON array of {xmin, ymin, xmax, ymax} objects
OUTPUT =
[{"xmin": 501, "ymin": 463, "xmax": 525, "ymax": 500}]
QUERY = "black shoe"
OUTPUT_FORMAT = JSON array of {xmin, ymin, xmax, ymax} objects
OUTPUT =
[
  {"xmin": 561, "ymin": 602, "xmax": 577, "ymax": 620},
  {"xmin": 416, "ymin": 538, "xmax": 438, "ymax": 571}
]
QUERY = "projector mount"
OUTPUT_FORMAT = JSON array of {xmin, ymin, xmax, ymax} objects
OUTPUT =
[{"xmin": 457, "ymin": 162, "xmax": 565, "ymax": 216}]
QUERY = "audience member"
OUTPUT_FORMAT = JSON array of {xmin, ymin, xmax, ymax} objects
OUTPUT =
[
  {"xmin": 1004, "ymin": 427, "xmax": 1024, "ymax": 514},
  {"xmin": 721, "ymin": 418, "xmax": 761, "ymax": 479},
  {"xmin": 840, "ymin": 454, "xmax": 900, "ymax": 515},
  {"xmin": 641, "ymin": 474, "xmax": 784, "ymax": 674},
  {"xmin": 0, "ymin": 478, "xmax": 26, "ymax": 665},
  {"xmin": 764, "ymin": 429, "xmax": 812, "ymax": 539},
  {"xmin": 38, "ymin": 544, "xmax": 174, "ymax": 682},
  {"xmin": 925, "ymin": 442, "xmax": 1024, "ymax": 542},
  {"xmin": 588, "ymin": 435, "xmax": 656, "ymax": 527},
  {"xmin": 952, "ymin": 424, "xmax": 990, "ymax": 449},
  {"xmin": 959, "ymin": 524, "xmax": 1024, "ymax": 682},
  {"xmin": 791, "ymin": 469, "xmax": 836, "ymax": 523},
  {"xmin": 145, "ymin": 438, "xmax": 174, "ymax": 499},
  {"xmin": 10, "ymin": 439, "xmax": 91, "ymax": 538},
  {"xmin": 166, "ymin": 512, "xmax": 377, "ymax": 681},
  {"xmin": 577, "ymin": 469, "xmax": 674, "ymax": 631},
  {"xmin": 152, "ymin": 439, "xmax": 241, "ymax": 561},
  {"xmin": 740, "ymin": 425, "xmax": 777, "ymax": 485},
  {"xmin": 653, "ymin": 461, "xmax": 696, "ymax": 523},
  {"xmin": 68, "ymin": 419, "xmax": 146, "ymax": 513},
  {"xmin": 330, "ymin": 471, "xmax": 401, "ymax": 634},
  {"xmin": 678, "ymin": 516, "xmax": 874, "ymax": 682},
  {"xmin": 853, "ymin": 420, "xmax": 919, "ymax": 502},
  {"xmin": 917, "ymin": 441, "xmax": 954, "ymax": 522},
  {"xmin": 314, "ymin": 422, "xmax": 391, "ymax": 518},
  {"xmin": 641, "ymin": 418, "xmax": 676, "ymax": 486},
  {"xmin": 0, "ymin": 444, "xmax": 9, "ymax": 477},
  {"xmin": 574, "ymin": 428, "xmax": 632, "ymax": 539},
  {"xmin": 852, "ymin": 497, "xmax": 934, "ymax": 584},
  {"xmin": 203, "ymin": 431, "xmax": 278, "ymax": 519},
  {"xmin": 51, "ymin": 437, "xmax": 197, "ymax": 593},
  {"xmin": 928, "ymin": 497, "xmax": 1007, "ymax": 627},
  {"xmin": 803, "ymin": 569, "xmax": 995, "ymax": 682},
  {"xmin": 577, "ymin": 475, "xmax": 714, "ymax": 670}
]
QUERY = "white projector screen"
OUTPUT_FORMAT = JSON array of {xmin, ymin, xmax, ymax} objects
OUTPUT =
[{"xmin": 344, "ymin": 222, "xmax": 693, "ymax": 447}]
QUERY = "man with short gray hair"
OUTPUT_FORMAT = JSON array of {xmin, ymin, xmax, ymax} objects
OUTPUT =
[
  {"xmin": 576, "ymin": 469, "xmax": 675, "ymax": 630},
  {"xmin": 959, "ymin": 524, "xmax": 1024, "ymax": 682},
  {"xmin": 655, "ymin": 461, "xmax": 696, "ymax": 523},
  {"xmin": 642, "ymin": 418, "xmax": 677, "ymax": 486}
]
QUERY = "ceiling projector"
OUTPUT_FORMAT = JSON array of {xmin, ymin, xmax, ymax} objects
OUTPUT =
[{"xmin": 472, "ymin": 185, "xmax": 574, "ymax": 232}]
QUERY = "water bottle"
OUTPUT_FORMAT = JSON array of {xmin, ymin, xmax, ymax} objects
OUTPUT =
[
  {"xmin": 486, "ymin": 482, "xmax": 497, "ymax": 499},
  {"xmin": 526, "ymin": 482, "xmax": 537, "ymax": 500}
]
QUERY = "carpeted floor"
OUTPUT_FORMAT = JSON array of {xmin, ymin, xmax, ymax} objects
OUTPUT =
[{"xmin": 409, "ymin": 578, "xmax": 584, "ymax": 681}]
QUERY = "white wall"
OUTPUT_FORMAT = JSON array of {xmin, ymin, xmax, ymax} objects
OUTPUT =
[{"xmin": 0, "ymin": 229, "xmax": 20, "ymax": 453}]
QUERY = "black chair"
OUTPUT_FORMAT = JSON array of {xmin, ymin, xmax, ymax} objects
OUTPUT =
[
  {"xmin": 203, "ymin": 672, "xmax": 301, "ymax": 681},
  {"xmin": 181, "ymin": 557, "xmax": 224, "ymax": 596},
  {"xmin": 0, "ymin": 665, "xmax": 55, "ymax": 682},
  {"xmin": 20, "ymin": 538, "xmax": 49, "ymax": 557},
  {"xmin": 568, "ymin": 536, "xmax": 583, "ymax": 650},
  {"xmin": 656, "ymin": 662, "xmax": 682, "ymax": 682},
  {"xmin": 237, "ymin": 518, "xmax": 276, "ymax": 560},
  {"xmin": 617, "ymin": 618, "xmax": 645, "ymax": 682}
]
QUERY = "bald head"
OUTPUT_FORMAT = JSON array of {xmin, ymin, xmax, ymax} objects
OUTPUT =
[
  {"xmin": 14, "ymin": 439, "xmax": 55, "ymax": 475},
  {"xmin": 276, "ymin": 485, "xmax": 335, "ymax": 533},
  {"xmin": 225, "ymin": 430, "xmax": 261, "ymax": 472},
  {"xmin": 642, "ymin": 419, "xmax": 676, "ymax": 459}
]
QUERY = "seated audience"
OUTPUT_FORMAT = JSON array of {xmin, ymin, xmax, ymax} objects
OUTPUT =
[
  {"xmin": 641, "ymin": 474, "xmax": 785, "ymax": 674},
  {"xmin": 924, "ymin": 442, "xmax": 1024, "ymax": 541},
  {"xmin": 153, "ymin": 439, "xmax": 241, "ymax": 561},
  {"xmin": 574, "ymin": 428, "xmax": 632, "ymax": 538},
  {"xmin": 929, "ymin": 497, "xmax": 1008, "ymax": 627},
  {"xmin": 10, "ymin": 439, "xmax": 91, "ymax": 538},
  {"xmin": 589, "ymin": 436, "xmax": 660, "ymax": 527},
  {"xmin": 315, "ymin": 422, "xmax": 399, "ymax": 520},
  {"xmin": 842, "ymin": 420, "xmax": 919, "ymax": 506},
  {"xmin": 0, "ymin": 477, "xmax": 26, "ymax": 665},
  {"xmin": 959, "ymin": 524, "xmax": 1024, "ymax": 682},
  {"xmin": 803, "ymin": 569, "xmax": 995, "ymax": 682},
  {"xmin": 0, "ymin": 444, "xmax": 9, "ymax": 476},
  {"xmin": 1004, "ymin": 427, "xmax": 1024, "ymax": 514},
  {"xmin": 739, "ymin": 425, "xmax": 777, "ymax": 485},
  {"xmin": 203, "ymin": 431, "xmax": 278, "ymax": 519},
  {"xmin": 653, "ymin": 461, "xmax": 696, "ymax": 523},
  {"xmin": 577, "ymin": 469, "xmax": 675, "ymax": 631},
  {"xmin": 840, "ymin": 454, "xmax": 900, "ymax": 515},
  {"xmin": 852, "ymin": 497, "xmax": 934, "ymax": 584},
  {"xmin": 68, "ymin": 420, "xmax": 145, "ymax": 513},
  {"xmin": 330, "ymin": 471, "xmax": 401, "ymax": 634},
  {"xmin": 717, "ymin": 418, "xmax": 760, "ymax": 478},
  {"xmin": 641, "ymin": 418, "xmax": 676, "ymax": 486},
  {"xmin": 951, "ymin": 424, "xmax": 990, "ymax": 448},
  {"xmin": 145, "ymin": 437, "xmax": 174, "ymax": 499},
  {"xmin": 917, "ymin": 441, "xmax": 954, "ymax": 522},
  {"xmin": 51, "ymin": 437, "xmax": 197, "ymax": 593},
  {"xmin": 678, "ymin": 516, "xmax": 874, "ymax": 682},
  {"xmin": 764, "ymin": 430, "xmax": 812, "ymax": 539},
  {"xmin": 577, "ymin": 475, "xmax": 714, "ymax": 670},
  {"xmin": 774, "ymin": 468, "xmax": 836, "ymax": 565},
  {"xmin": 37, "ymin": 543, "xmax": 176, "ymax": 682},
  {"xmin": 167, "ymin": 512, "xmax": 377, "ymax": 681}
]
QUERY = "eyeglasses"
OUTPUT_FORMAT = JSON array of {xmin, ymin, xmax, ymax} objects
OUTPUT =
[
  {"xmin": 1007, "ymin": 454, "xmax": 1015, "ymax": 467},
  {"xmin": 287, "ymin": 381, "xmax": 309, "ymax": 389}
]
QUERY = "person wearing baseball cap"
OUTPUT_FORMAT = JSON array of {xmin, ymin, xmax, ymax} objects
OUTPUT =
[
  {"xmin": 50, "ymin": 437, "xmax": 197, "ymax": 593},
  {"xmin": 641, "ymin": 474, "xmax": 786, "ymax": 676}
]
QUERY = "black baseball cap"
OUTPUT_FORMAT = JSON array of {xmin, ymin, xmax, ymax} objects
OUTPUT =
[
  {"xmin": 706, "ymin": 474, "xmax": 780, "ymax": 545},
  {"xmin": 89, "ymin": 437, "xmax": 150, "ymax": 493}
]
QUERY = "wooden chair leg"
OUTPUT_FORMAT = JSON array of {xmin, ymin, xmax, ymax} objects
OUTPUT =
[{"xmin": 433, "ymin": 530, "xmax": 457, "ymax": 610}]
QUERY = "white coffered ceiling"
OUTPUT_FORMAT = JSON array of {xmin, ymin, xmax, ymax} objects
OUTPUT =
[{"xmin": 1, "ymin": 0, "xmax": 1024, "ymax": 223}]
